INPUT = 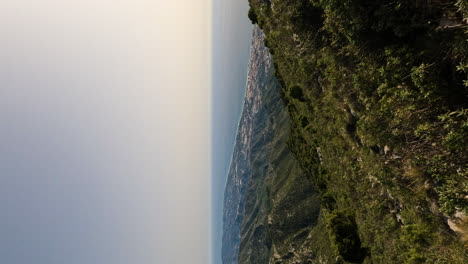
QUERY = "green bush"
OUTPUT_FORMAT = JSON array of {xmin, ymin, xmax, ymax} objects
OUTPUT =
[
  {"xmin": 289, "ymin": 84, "xmax": 306, "ymax": 102},
  {"xmin": 321, "ymin": 192, "xmax": 336, "ymax": 210},
  {"xmin": 248, "ymin": 7, "xmax": 258, "ymax": 24},
  {"xmin": 326, "ymin": 209, "xmax": 367, "ymax": 262}
]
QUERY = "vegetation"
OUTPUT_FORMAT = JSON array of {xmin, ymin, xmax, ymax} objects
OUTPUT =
[
  {"xmin": 236, "ymin": 28, "xmax": 326, "ymax": 264},
  {"xmin": 326, "ymin": 209, "xmax": 367, "ymax": 263},
  {"xmin": 240, "ymin": 0, "xmax": 468, "ymax": 263}
]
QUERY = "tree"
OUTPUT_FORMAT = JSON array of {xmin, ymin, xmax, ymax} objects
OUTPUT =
[{"xmin": 248, "ymin": 8, "xmax": 258, "ymax": 24}]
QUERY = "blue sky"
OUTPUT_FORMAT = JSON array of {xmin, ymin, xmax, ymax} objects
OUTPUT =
[
  {"xmin": 0, "ymin": 1, "xmax": 252, "ymax": 263},
  {"xmin": 211, "ymin": 0, "xmax": 252, "ymax": 263},
  {"xmin": 0, "ymin": 1, "xmax": 210, "ymax": 263}
]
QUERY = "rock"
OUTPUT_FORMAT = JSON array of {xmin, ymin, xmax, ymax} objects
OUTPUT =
[
  {"xmin": 384, "ymin": 145, "xmax": 391, "ymax": 155},
  {"xmin": 447, "ymin": 211, "xmax": 468, "ymax": 235},
  {"xmin": 395, "ymin": 214, "xmax": 405, "ymax": 225}
]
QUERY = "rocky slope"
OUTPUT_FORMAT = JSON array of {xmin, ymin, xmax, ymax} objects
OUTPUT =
[
  {"xmin": 223, "ymin": 25, "xmax": 322, "ymax": 264},
  {"xmin": 221, "ymin": 26, "xmax": 268, "ymax": 264}
]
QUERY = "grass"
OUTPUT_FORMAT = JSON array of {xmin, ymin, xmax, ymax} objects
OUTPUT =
[{"xmin": 238, "ymin": 0, "xmax": 468, "ymax": 263}]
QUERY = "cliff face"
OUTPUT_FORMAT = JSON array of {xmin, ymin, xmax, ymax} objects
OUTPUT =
[{"xmin": 221, "ymin": 26, "xmax": 266, "ymax": 264}]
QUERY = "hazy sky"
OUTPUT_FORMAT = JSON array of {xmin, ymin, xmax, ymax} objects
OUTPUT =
[
  {"xmin": 211, "ymin": 0, "xmax": 252, "ymax": 263},
  {"xmin": 0, "ymin": 1, "xmax": 210, "ymax": 263}
]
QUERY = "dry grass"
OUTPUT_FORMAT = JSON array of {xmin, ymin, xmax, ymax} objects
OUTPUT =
[{"xmin": 403, "ymin": 161, "xmax": 427, "ymax": 194}]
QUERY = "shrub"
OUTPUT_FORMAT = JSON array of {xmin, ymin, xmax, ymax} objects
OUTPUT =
[
  {"xmin": 248, "ymin": 7, "xmax": 258, "ymax": 24},
  {"xmin": 322, "ymin": 192, "xmax": 336, "ymax": 210},
  {"xmin": 326, "ymin": 209, "xmax": 367, "ymax": 262},
  {"xmin": 289, "ymin": 84, "xmax": 306, "ymax": 102}
]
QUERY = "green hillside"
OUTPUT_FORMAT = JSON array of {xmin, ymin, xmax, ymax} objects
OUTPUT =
[
  {"xmin": 236, "ymin": 27, "xmax": 321, "ymax": 264},
  {"xmin": 241, "ymin": 0, "xmax": 468, "ymax": 263}
]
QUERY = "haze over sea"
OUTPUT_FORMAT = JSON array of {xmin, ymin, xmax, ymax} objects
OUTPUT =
[{"xmin": 211, "ymin": 0, "xmax": 252, "ymax": 263}]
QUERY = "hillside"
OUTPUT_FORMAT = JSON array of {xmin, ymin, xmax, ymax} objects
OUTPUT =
[
  {"xmin": 223, "ymin": 26, "xmax": 322, "ymax": 264},
  {"xmin": 222, "ymin": 27, "xmax": 264, "ymax": 264},
  {"xmin": 237, "ymin": 0, "xmax": 468, "ymax": 263}
]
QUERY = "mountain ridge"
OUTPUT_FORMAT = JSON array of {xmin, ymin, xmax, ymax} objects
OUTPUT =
[{"xmin": 221, "ymin": 26, "xmax": 267, "ymax": 264}]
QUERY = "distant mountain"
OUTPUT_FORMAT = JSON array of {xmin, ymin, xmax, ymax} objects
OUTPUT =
[
  {"xmin": 222, "ymin": 25, "xmax": 321, "ymax": 264},
  {"xmin": 235, "ymin": 27, "xmax": 320, "ymax": 264},
  {"xmin": 221, "ymin": 26, "xmax": 265, "ymax": 264}
]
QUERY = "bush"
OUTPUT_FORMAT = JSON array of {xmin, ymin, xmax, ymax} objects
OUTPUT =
[
  {"xmin": 289, "ymin": 84, "xmax": 306, "ymax": 102},
  {"xmin": 322, "ymin": 192, "xmax": 336, "ymax": 210},
  {"xmin": 326, "ymin": 209, "xmax": 367, "ymax": 262},
  {"xmin": 248, "ymin": 7, "xmax": 258, "ymax": 24}
]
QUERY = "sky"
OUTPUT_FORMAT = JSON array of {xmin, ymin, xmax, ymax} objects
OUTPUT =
[
  {"xmin": 211, "ymin": 0, "xmax": 252, "ymax": 263},
  {"xmin": 0, "ymin": 1, "xmax": 210, "ymax": 263}
]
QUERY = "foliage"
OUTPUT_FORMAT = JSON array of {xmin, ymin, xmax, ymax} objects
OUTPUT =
[
  {"xmin": 243, "ymin": 0, "xmax": 468, "ymax": 262},
  {"xmin": 326, "ymin": 209, "xmax": 367, "ymax": 263},
  {"xmin": 242, "ymin": 0, "xmax": 468, "ymax": 262},
  {"xmin": 289, "ymin": 84, "xmax": 306, "ymax": 102},
  {"xmin": 248, "ymin": 7, "xmax": 258, "ymax": 24}
]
